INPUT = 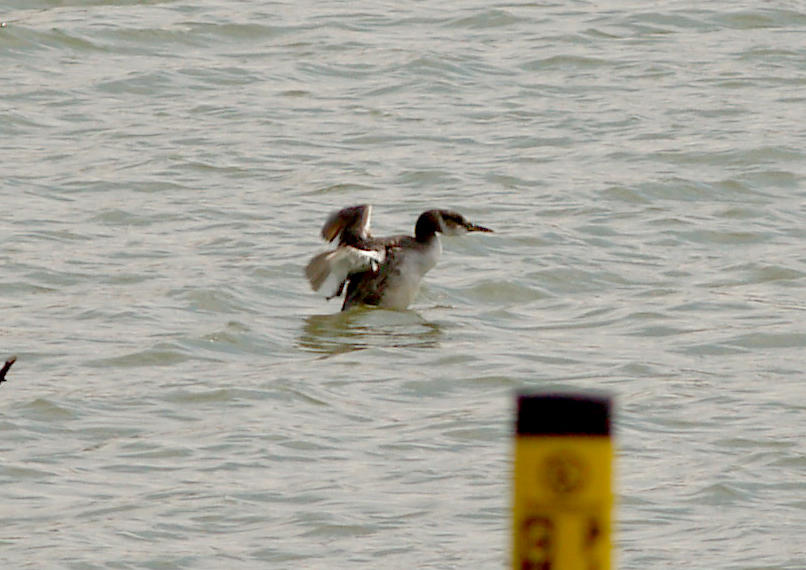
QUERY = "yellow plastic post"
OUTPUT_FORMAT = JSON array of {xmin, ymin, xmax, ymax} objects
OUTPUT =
[{"xmin": 512, "ymin": 393, "xmax": 613, "ymax": 570}]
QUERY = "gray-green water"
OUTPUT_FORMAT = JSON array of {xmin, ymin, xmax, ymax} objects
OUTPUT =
[{"xmin": 2, "ymin": 2, "xmax": 805, "ymax": 568}]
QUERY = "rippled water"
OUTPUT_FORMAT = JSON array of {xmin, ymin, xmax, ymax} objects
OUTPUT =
[{"xmin": 2, "ymin": 1, "xmax": 805, "ymax": 568}]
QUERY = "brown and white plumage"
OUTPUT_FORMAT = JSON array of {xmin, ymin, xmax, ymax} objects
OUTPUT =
[{"xmin": 305, "ymin": 205, "xmax": 492, "ymax": 311}]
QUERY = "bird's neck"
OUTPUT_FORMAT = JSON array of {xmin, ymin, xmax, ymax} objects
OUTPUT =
[{"xmin": 414, "ymin": 234, "xmax": 442, "ymax": 275}]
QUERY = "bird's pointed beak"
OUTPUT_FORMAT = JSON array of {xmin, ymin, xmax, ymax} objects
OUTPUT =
[{"xmin": 466, "ymin": 222, "xmax": 493, "ymax": 233}]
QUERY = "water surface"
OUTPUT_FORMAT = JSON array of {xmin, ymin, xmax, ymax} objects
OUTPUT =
[{"xmin": 2, "ymin": 1, "xmax": 805, "ymax": 568}]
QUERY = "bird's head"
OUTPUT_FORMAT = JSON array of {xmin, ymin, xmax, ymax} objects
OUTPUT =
[{"xmin": 415, "ymin": 209, "xmax": 493, "ymax": 241}]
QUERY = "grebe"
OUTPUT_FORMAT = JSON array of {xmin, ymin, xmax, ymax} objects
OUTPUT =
[{"xmin": 305, "ymin": 205, "xmax": 492, "ymax": 311}]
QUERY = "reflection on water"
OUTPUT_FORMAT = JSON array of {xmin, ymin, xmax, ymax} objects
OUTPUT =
[{"xmin": 298, "ymin": 307, "xmax": 442, "ymax": 357}]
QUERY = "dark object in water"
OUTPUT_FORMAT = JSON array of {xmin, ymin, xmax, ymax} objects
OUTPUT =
[{"xmin": 0, "ymin": 356, "xmax": 16, "ymax": 385}]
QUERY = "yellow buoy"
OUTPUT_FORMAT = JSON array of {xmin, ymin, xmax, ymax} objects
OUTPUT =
[{"xmin": 513, "ymin": 393, "xmax": 613, "ymax": 570}]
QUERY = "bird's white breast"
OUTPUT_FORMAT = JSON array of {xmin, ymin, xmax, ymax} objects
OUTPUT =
[{"xmin": 379, "ymin": 237, "xmax": 442, "ymax": 309}]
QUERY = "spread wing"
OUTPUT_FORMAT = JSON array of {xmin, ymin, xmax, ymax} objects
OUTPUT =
[
  {"xmin": 305, "ymin": 246, "xmax": 384, "ymax": 299},
  {"xmin": 320, "ymin": 204, "xmax": 372, "ymax": 244},
  {"xmin": 341, "ymin": 245, "xmax": 405, "ymax": 310},
  {"xmin": 307, "ymin": 204, "xmax": 384, "ymax": 300}
]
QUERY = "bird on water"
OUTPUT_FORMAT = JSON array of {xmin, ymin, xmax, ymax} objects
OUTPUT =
[{"xmin": 305, "ymin": 205, "xmax": 492, "ymax": 311}]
